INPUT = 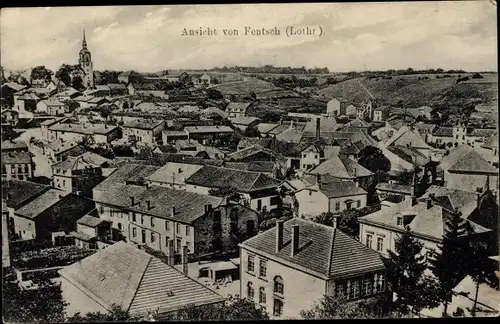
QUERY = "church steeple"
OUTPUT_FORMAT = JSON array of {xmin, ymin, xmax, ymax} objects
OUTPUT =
[{"xmin": 82, "ymin": 28, "xmax": 87, "ymax": 49}]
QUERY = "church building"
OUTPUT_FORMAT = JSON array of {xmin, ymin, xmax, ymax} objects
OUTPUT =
[{"xmin": 76, "ymin": 29, "xmax": 95, "ymax": 89}]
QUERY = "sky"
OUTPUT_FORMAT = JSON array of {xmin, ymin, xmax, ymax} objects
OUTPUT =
[{"xmin": 1, "ymin": 2, "xmax": 497, "ymax": 73}]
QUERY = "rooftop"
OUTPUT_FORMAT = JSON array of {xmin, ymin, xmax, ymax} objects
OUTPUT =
[
  {"xmin": 77, "ymin": 214, "xmax": 108, "ymax": 227},
  {"xmin": 1, "ymin": 151, "xmax": 32, "ymax": 165},
  {"xmin": 240, "ymin": 218, "xmax": 385, "ymax": 279},
  {"xmin": 58, "ymin": 241, "xmax": 225, "ymax": 316},
  {"xmin": 52, "ymin": 152, "xmax": 113, "ymax": 171},
  {"xmin": 184, "ymin": 125, "xmax": 233, "ymax": 134},
  {"xmin": 376, "ymin": 182, "xmax": 413, "ymax": 195},
  {"xmin": 432, "ymin": 127, "xmax": 454, "ymax": 137},
  {"xmin": 49, "ymin": 123, "xmax": 119, "ymax": 135},
  {"xmin": 15, "ymin": 189, "xmax": 68, "ymax": 219},
  {"xmin": 227, "ymin": 144, "xmax": 286, "ymax": 163},
  {"xmin": 440, "ymin": 145, "xmax": 498, "ymax": 173},
  {"xmin": 385, "ymin": 126, "xmax": 431, "ymax": 149},
  {"xmin": 93, "ymin": 163, "xmax": 160, "ymax": 192},
  {"xmin": 1, "ymin": 140, "xmax": 28, "ymax": 151},
  {"xmin": 122, "ymin": 119, "xmax": 164, "ymax": 130},
  {"xmin": 1, "ymin": 180, "xmax": 51, "ymax": 209},
  {"xmin": 307, "ymin": 154, "xmax": 373, "ymax": 178},
  {"xmin": 230, "ymin": 116, "xmax": 260, "ymax": 126},
  {"xmin": 185, "ymin": 165, "xmax": 282, "ymax": 193},
  {"xmin": 226, "ymin": 102, "xmax": 252, "ymax": 112}
]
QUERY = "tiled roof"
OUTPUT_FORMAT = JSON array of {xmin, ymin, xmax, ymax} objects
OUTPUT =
[
  {"xmin": 224, "ymin": 161, "xmax": 275, "ymax": 173},
  {"xmin": 240, "ymin": 218, "xmax": 385, "ymax": 279},
  {"xmin": 145, "ymin": 163, "xmax": 204, "ymax": 185},
  {"xmin": 302, "ymin": 118, "xmax": 340, "ymax": 136},
  {"xmin": 419, "ymin": 185, "xmax": 478, "ymax": 216},
  {"xmin": 469, "ymin": 128, "xmax": 497, "ymax": 138},
  {"xmin": 317, "ymin": 179, "xmax": 367, "ymax": 198},
  {"xmin": 268, "ymin": 125, "xmax": 289, "ymax": 136},
  {"xmin": 17, "ymin": 93, "xmax": 40, "ymax": 100},
  {"xmin": 227, "ymin": 144, "xmax": 286, "ymax": 163},
  {"xmin": 386, "ymin": 146, "xmax": 429, "ymax": 167},
  {"xmin": 344, "ymin": 118, "xmax": 372, "ymax": 129},
  {"xmin": 93, "ymin": 163, "xmax": 160, "ymax": 192},
  {"xmin": 1, "ymin": 151, "xmax": 32, "ymax": 165},
  {"xmin": 122, "ymin": 119, "xmax": 164, "ymax": 130},
  {"xmin": 152, "ymin": 154, "xmax": 225, "ymax": 166},
  {"xmin": 87, "ymin": 97, "xmax": 110, "ymax": 104},
  {"xmin": 2, "ymin": 82, "xmax": 26, "ymax": 92},
  {"xmin": 77, "ymin": 214, "xmax": 107, "ymax": 227},
  {"xmin": 385, "ymin": 126, "xmax": 431, "ymax": 149},
  {"xmin": 307, "ymin": 154, "xmax": 373, "ymax": 178},
  {"xmin": 44, "ymin": 141, "xmax": 82, "ymax": 154},
  {"xmin": 414, "ymin": 122, "xmax": 437, "ymax": 134},
  {"xmin": 1, "ymin": 140, "xmax": 28, "ymax": 151},
  {"xmin": 482, "ymin": 135, "xmax": 499, "ymax": 149},
  {"xmin": 275, "ymin": 128, "xmax": 303, "ymax": 143},
  {"xmin": 230, "ymin": 116, "xmax": 260, "ymax": 126},
  {"xmin": 440, "ymin": 145, "xmax": 498, "ymax": 173},
  {"xmin": 185, "ymin": 165, "xmax": 282, "ymax": 193},
  {"xmin": 202, "ymin": 107, "xmax": 228, "ymax": 119},
  {"xmin": 257, "ymin": 123, "xmax": 280, "ymax": 134},
  {"xmin": 376, "ymin": 182, "xmax": 413, "ymax": 194},
  {"xmin": 15, "ymin": 189, "xmax": 67, "ymax": 219},
  {"xmin": 237, "ymin": 137, "xmax": 272, "ymax": 149},
  {"xmin": 59, "ymin": 242, "xmax": 224, "ymax": 316},
  {"xmin": 94, "ymin": 183, "xmax": 223, "ymax": 224},
  {"xmin": 432, "ymin": 127, "xmax": 454, "ymax": 137},
  {"xmin": 1, "ymin": 180, "xmax": 51, "ymax": 209},
  {"xmin": 226, "ymin": 102, "xmax": 252, "ymax": 113},
  {"xmin": 162, "ymin": 130, "xmax": 188, "ymax": 137},
  {"xmin": 184, "ymin": 125, "xmax": 233, "ymax": 134},
  {"xmin": 53, "ymin": 152, "xmax": 112, "ymax": 171},
  {"xmin": 49, "ymin": 123, "xmax": 119, "ymax": 135}
]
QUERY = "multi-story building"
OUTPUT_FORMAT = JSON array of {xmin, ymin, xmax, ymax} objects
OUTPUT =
[
  {"xmin": 48, "ymin": 122, "xmax": 121, "ymax": 144},
  {"xmin": 121, "ymin": 119, "xmax": 165, "ymax": 144},
  {"xmin": 239, "ymin": 218, "xmax": 388, "ymax": 319},
  {"xmin": 184, "ymin": 165, "xmax": 283, "ymax": 212},
  {"xmin": 226, "ymin": 102, "xmax": 255, "ymax": 119},
  {"xmin": 92, "ymin": 163, "xmax": 261, "ymax": 259},
  {"xmin": 1, "ymin": 151, "xmax": 34, "ymax": 181},
  {"xmin": 184, "ymin": 125, "xmax": 234, "ymax": 145}
]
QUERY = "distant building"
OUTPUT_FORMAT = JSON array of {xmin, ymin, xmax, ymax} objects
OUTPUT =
[
  {"xmin": 121, "ymin": 119, "xmax": 165, "ymax": 144},
  {"xmin": 71, "ymin": 212, "xmax": 112, "ymax": 249},
  {"xmin": 58, "ymin": 241, "xmax": 225, "ymax": 318},
  {"xmin": 1, "ymin": 151, "xmax": 34, "ymax": 181},
  {"xmin": 44, "ymin": 140, "xmax": 85, "ymax": 163},
  {"xmin": 1, "ymin": 140, "xmax": 29, "ymax": 153},
  {"xmin": 48, "ymin": 123, "xmax": 121, "ymax": 144},
  {"xmin": 199, "ymin": 73, "xmax": 212, "ymax": 85},
  {"xmin": 12, "ymin": 189, "xmax": 95, "ymax": 241},
  {"xmin": 184, "ymin": 125, "xmax": 234, "ymax": 145},
  {"xmin": 226, "ymin": 102, "xmax": 255, "ymax": 119},
  {"xmin": 36, "ymin": 99, "xmax": 66, "ymax": 115},
  {"xmin": 117, "ymin": 70, "xmax": 143, "ymax": 85},
  {"xmin": 373, "ymin": 106, "xmax": 390, "ymax": 122},
  {"xmin": 78, "ymin": 29, "xmax": 94, "ymax": 89},
  {"xmin": 239, "ymin": 218, "xmax": 388, "ymax": 319},
  {"xmin": 326, "ymin": 97, "xmax": 349, "ymax": 118}
]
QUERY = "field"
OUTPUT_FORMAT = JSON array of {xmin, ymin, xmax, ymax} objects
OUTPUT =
[{"xmin": 212, "ymin": 77, "xmax": 284, "ymax": 96}]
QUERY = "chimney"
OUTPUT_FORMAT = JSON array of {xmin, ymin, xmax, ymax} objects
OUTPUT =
[
  {"xmin": 316, "ymin": 118, "xmax": 321, "ymax": 141},
  {"xmin": 476, "ymin": 187, "xmax": 483, "ymax": 207},
  {"xmin": 130, "ymin": 196, "xmax": 135, "ymax": 206},
  {"xmin": 291, "ymin": 225, "xmax": 300, "ymax": 257},
  {"xmin": 426, "ymin": 193, "xmax": 434, "ymax": 209},
  {"xmin": 171, "ymin": 206, "xmax": 176, "ymax": 218},
  {"xmin": 168, "ymin": 239, "xmax": 175, "ymax": 265},
  {"xmin": 181, "ymin": 245, "xmax": 188, "ymax": 275},
  {"xmin": 146, "ymin": 200, "xmax": 152, "ymax": 210},
  {"xmin": 352, "ymin": 168, "xmax": 357, "ymax": 177},
  {"xmin": 275, "ymin": 220, "xmax": 284, "ymax": 252}
]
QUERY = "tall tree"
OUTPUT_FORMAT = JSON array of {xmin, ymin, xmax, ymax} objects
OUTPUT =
[
  {"xmin": 55, "ymin": 64, "xmax": 77, "ymax": 86},
  {"xmin": 385, "ymin": 230, "xmax": 442, "ymax": 317},
  {"xmin": 428, "ymin": 210, "xmax": 471, "ymax": 317},
  {"xmin": 467, "ymin": 241, "xmax": 495, "ymax": 317},
  {"xmin": 71, "ymin": 75, "xmax": 84, "ymax": 91},
  {"xmin": 30, "ymin": 65, "xmax": 53, "ymax": 81},
  {"xmin": 358, "ymin": 146, "xmax": 391, "ymax": 173},
  {"xmin": 66, "ymin": 305, "xmax": 148, "ymax": 322}
]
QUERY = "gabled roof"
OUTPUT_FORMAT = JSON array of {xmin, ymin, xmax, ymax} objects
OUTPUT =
[
  {"xmin": 1, "ymin": 140, "xmax": 28, "ymax": 151},
  {"xmin": 226, "ymin": 102, "xmax": 252, "ymax": 113},
  {"xmin": 49, "ymin": 123, "xmax": 119, "ymax": 135},
  {"xmin": 1, "ymin": 151, "xmax": 32, "ymax": 165},
  {"xmin": 419, "ymin": 185, "xmax": 478, "ymax": 217},
  {"xmin": 482, "ymin": 134, "xmax": 499, "ymax": 150},
  {"xmin": 227, "ymin": 144, "xmax": 286, "ymax": 163},
  {"xmin": 52, "ymin": 152, "xmax": 113, "ymax": 171},
  {"xmin": 1, "ymin": 180, "xmax": 51, "ymax": 209},
  {"xmin": 41, "ymin": 99, "xmax": 65, "ymax": 106},
  {"xmin": 469, "ymin": 128, "xmax": 497, "ymax": 138},
  {"xmin": 77, "ymin": 214, "xmax": 108, "ymax": 227},
  {"xmin": 224, "ymin": 161, "xmax": 275, "ymax": 173},
  {"xmin": 432, "ymin": 126, "xmax": 454, "ymax": 137},
  {"xmin": 15, "ymin": 189, "xmax": 67, "ymax": 219},
  {"xmin": 184, "ymin": 125, "xmax": 233, "ymax": 134},
  {"xmin": 93, "ymin": 163, "xmax": 160, "ymax": 192},
  {"xmin": 316, "ymin": 179, "xmax": 368, "ymax": 198},
  {"xmin": 376, "ymin": 182, "xmax": 413, "ymax": 195},
  {"xmin": 414, "ymin": 122, "xmax": 437, "ymax": 134},
  {"xmin": 40, "ymin": 117, "xmax": 67, "ymax": 127},
  {"xmin": 58, "ymin": 242, "xmax": 224, "ymax": 316},
  {"xmin": 237, "ymin": 137, "xmax": 272, "ymax": 149},
  {"xmin": 240, "ymin": 218, "xmax": 385, "ymax": 279},
  {"xmin": 385, "ymin": 126, "xmax": 431, "ymax": 149},
  {"xmin": 343, "ymin": 118, "xmax": 372, "ymax": 129},
  {"xmin": 230, "ymin": 116, "xmax": 260, "ymax": 126},
  {"xmin": 2, "ymin": 82, "xmax": 27, "ymax": 92},
  {"xmin": 386, "ymin": 146, "xmax": 429, "ymax": 167},
  {"xmin": 307, "ymin": 154, "xmax": 373, "ymax": 178},
  {"xmin": 185, "ymin": 165, "xmax": 282, "ymax": 193},
  {"xmin": 257, "ymin": 123, "xmax": 280, "ymax": 134},
  {"xmin": 145, "ymin": 163, "xmax": 204, "ymax": 185},
  {"xmin": 440, "ymin": 145, "xmax": 498, "ymax": 173},
  {"xmin": 122, "ymin": 119, "xmax": 164, "ymax": 130}
]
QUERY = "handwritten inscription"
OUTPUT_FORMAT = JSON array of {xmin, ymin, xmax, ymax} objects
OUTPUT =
[{"xmin": 181, "ymin": 26, "xmax": 324, "ymax": 37}]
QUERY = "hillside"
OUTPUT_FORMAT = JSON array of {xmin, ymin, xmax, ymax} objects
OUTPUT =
[
  {"xmin": 317, "ymin": 74, "xmax": 498, "ymax": 109},
  {"xmin": 212, "ymin": 77, "xmax": 284, "ymax": 96}
]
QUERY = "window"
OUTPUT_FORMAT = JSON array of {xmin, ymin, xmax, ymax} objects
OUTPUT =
[
  {"xmin": 335, "ymin": 281, "xmax": 346, "ymax": 298},
  {"xmin": 366, "ymin": 234, "xmax": 373, "ymax": 248},
  {"xmin": 335, "ymin": 202, "xmax": 340, "ymax": 211},
  {"xmin": 186, "ymin": 226, "xmax": 190, "ymax": 236},
  {"xmin": 247, "ymin": 282, "xmax": 254, "ymax": 300},
  {"xmin": 378, "ymin": 274, "xmax": 386, "ymax": 292},
  {"xmin": 259, "ymin": 260, "xmax": 267, "ymax": 277},
  {"xmin": 177, "ymin": 223, "xmax": 181, "ymax": 234},
  {"xmin": 259, "ymin": 287, "xmax": 266, "ymax": 304},
  {"xmin": 151, "ymin": 217, "xmax": 155, "ymax": 228},
  {"xmin": 142, "ymin": 229, "xmax": 146, "ymax": 243},
  {"xmin": 117, "ymin": 222, "xmax": 122, "ymax": 231},
  {"xmin": 314, "ymin": 154, "xmax": 318, "ymax": 159},
  {"xmin": 257, "ymin": 199, "xmax": 262, "ymax": 211},
  {"xmin": 151, "ymin": 232, "xmax": 155, "ymax": 243},
  {"xmin": 376, "ymin": 237, "xmax": 384, "ymax": 252},
  {"xmin": 132, "ymin": 212, "xmax": 136, "ymax": 222},
  {"xmin": 165, "ymin": 220, "xmax": 170, "ymax": 231},
  {"xmin": 178, "ymin": 168, "xmax": 183, "ymax": 174},
  {"xmin": 186, "ymin": 241, "xmax": 191, "ymax": 252},
  {"xmin": 100, "ymin": 206, "xmax": 104, "ymax": 214},
  {"xmin": 132, "ymin": 227, "xmax": 137, "ymax": 238},
  {"xmin": 273, "ymin": 276, "xmax": 284, "ymax": 295},
  {"xmin": 357, "ymin": 200, "xmax": 361, "ymax": 208},
  {"xmin": 462, "ymin": 135, "xmax": 465, "ymax": 140},
  {"xmin": 62, "ymin": 180, "xmax": 66, "ymax": 187},
  {"xmin": 397, "ymin": 217, "xmax": 403, "ymax": 226},
  {"xmin": 363, "ymin": 277, "xmax": 373, "ymax": 296},
  {"xmin": 273, "ymin": 299, "xmax": 283, "ymax": 317},
  {"xmin": 350, "ymin": 279, "xmax": 360, "ymax": 300},
  {"xmin": 247, "ymin": 255, "xmax": 255, "ymax": 272},
  {"xmin": 176, "ymin": 238, "xmax": 182, "ymax": 252},
  {"xmin": 141, "ymin": 215, "xmax": 145, "ymax": 224}
]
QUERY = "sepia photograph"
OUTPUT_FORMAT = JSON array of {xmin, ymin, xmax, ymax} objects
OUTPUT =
[{"xmin": 0, "ymin": 1, "xmax": 498, "ymax": 321}]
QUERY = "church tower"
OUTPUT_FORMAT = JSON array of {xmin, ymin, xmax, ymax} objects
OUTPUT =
[{"xmin": 78, "ymin": 29, "xmax": 94, "ymax": 88}]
